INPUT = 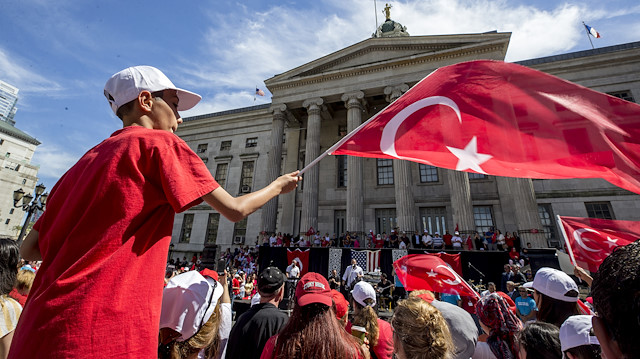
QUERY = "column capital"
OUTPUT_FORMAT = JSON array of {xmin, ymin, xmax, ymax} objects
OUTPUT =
[
  {"xmin": 270, "ymin": 103, "xmax": 287, "ymax": 117},
  {"xmin": 341, "ymin": 91, "xmax": 365, "ymax": 110},
  {"xmin": 302, "ymin": 97, "xmax": 324, "ymax": 113},
  {"xmin": 384, "ymin": 84, "xmax": 409, "ymax": 103}
]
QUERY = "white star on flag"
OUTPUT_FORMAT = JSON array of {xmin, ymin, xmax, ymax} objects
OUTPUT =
[
  {"xmin": 606, "ymin": 237, "xmax": 619, "ymax": 248},
  {"xmin": 427, "ymin": 269, "xmax": 438, "ymax": 277},
  {"xmin": 446, "ymin": 136, "xmax": 492, "ymax": 174}
]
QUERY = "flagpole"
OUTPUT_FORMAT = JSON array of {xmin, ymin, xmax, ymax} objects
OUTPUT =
[
  {"xmin": 254, "ymin": 84, "xmax": 257, "ymax": 102},
  {"xmin": 557, "ymin": 215, "xmax": 577, "ymax": 265},
  {"xmin": 582, "ymin": 22, "xmax": 595, "ymax": 50},
  {"xmin": 374, "ymin": 0, "xmax": 378, "ymax": 34}
]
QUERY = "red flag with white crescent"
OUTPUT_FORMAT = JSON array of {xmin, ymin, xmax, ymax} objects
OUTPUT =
[
  {"xmin": 558, "ymin": 216, "xmax": 639, "ymax": 272},
  {"xmin": 329, "ymin": 60, "xmax": 640, "ymax": 195},
  {"xmin": 393, "ymin": 254, "xmax": 479, "ymax": 298},
  {"xmin": 431, "ymin": 252, "xmax": 463, "ymax": 276},
  {"xmin": 287, "ymin": 249, "xmax": 310, "ymax": 276}
]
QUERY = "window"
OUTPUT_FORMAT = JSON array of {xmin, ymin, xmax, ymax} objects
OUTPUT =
[
  {"xmin": 179, "ymin": 213, "xmax": 194, "ymax": 243},
  {"xmin": 337, "ymin": 156, "xmax": 347, "ymax": 187},
  {"xmin": 334, "ymin": 210, "xmax": 346, "ymax": 236},
  {"xmin": 376, "ymin": 208, "xmax": 397, "ymax": 235},
  {"xmin": 377, "ymin": 159, "xmax": 394, "ymax": 185},
  {"xmin": 419, "ymin": 164, "xmax": 438, "ymax": 183},
  {"xmin": 220, "ymin": 141, "xmax": 231, "ymax": 151},
  {"xmin": 419, "ymin": 207, "xmax": 447, "ymax": 234},
  {"xmin": 585, "ymin": 202, "xmax": 614, "ymax": 219},
  {"xmin": 473, "ymin": 206, "xmax": 495, "ymax": 235},
  {"xmin": 239, "ymin": 161, "xmax": 254, "ymax": 193},
  {"xmin": 22, "ymin": 179, "xmax": 26, "ymax": 185},
  {"xmin": 197, "ymin": 143, "xmax": 208, "ymax": 153},
  {"xmin": 245, "ymin": 137, "xmax": 258, "ymax": 148},
  {"xmin": 608, "ymin": 90, "xmax": 635, "ymax": 103},
  {"xmin": 206, "ymin": 213, "xmax": 220, "ymax": 244},
  {"xmin": 215, "ymin": 163, "xmax": 228, "ymax": 188},
  {"xmin": 4, "ymin": 219, "xmax": 9, "ymax": 225},
  {"xmin": 233, "ymin": 217, "xmax": 248, "ymax": 245},
  {"xmin": 538, "ymin": 204, "xmax": 559, "ymax": 247},
  {"xmin": 468, "ymin": 173, "xmax": 487, "ymax": 180},
  {"xmin": 9, "ymin": 209, "xmax": 14, "ymax": 214}
]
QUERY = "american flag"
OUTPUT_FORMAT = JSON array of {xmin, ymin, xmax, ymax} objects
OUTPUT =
[
  {"xmin": 351, "ymin": 250, "xmax": 380, "ymax": 272},
  {"xmin": 255, "ymin": 88, "xmax": 265, "ymax": 96}
]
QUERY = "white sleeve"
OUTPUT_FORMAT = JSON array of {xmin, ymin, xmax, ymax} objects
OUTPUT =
[
  {"xmin": 213, "ymin": 303, "xmax": 232, "ymax": 359},
  {"xmin": 342, "ymin": 267, "xmax": 350, "ymax": 281}
]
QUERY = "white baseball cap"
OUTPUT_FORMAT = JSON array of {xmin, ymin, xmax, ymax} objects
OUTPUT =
[
  {"xmin": 160, "ymin": 271, "xmax": 223, "ymax": 341},
  {"xmin": 104, "ymin": 65, "xmax": 201, "ymax": 115},
  {"xmin": 559, "ymin": 315, "xmax": 599, "ymax": 353},
  {"xmin": 351, "ymin": 281, "xmax": 376, "ymax": 307},
  {"xmin": 523, "ymin": 267, "xmax": 579, "ymax": 302}
]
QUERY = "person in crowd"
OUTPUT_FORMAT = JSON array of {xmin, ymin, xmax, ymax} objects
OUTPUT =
[
  {"xmin": 504, "ymin": 281, "xmax": 517, "ymax": 302},
  {"xmin": 373, "ymin": 234, "xmax": 384, "ymax": 248},
  {"xmin": 348, "ymin": 281, "xmax": 394, "ymax": 359},
  {"xmin": 227, "ymin": 267, "xmax": 288, "ymax": 359},
  {"xmin": 591, "ymin": 240, "xmax": 640, "ymax": 359},
  {"xmin": 285, "ymin": 260, "xmax": 300, "ymax": 279},
  {"xmin": 473, "ymin": 293, "xmax": 522, "ymax": 359},
  {"xmin": 517, "ymin": 321, "xmax": 562, "ymax": 359},
  {"xmin": 260, "ymin": 272, "xmax": 365, "ymax": 359},
  {"xmin": 376, "ymin": 273, "xmax": 393, "ymax": 310},
  {"xmin": 9, "ymin": 66, "xmax": 300, "ymax": 359},
  {"xmin": 504, "ymin": 232, "xmax": 515, "ymax": 251},
  {"xmin": 481, "ymin": 282, "xmax": 496, "ymax": 297},
  {"xmin": 443, "ymin": 230, "xmax": 453, "ymax": 250},
  {"xmin": 495, "ymin": 230, "xmax": 506, "ymax": 251},
  {"xmin": 515, "ymin": 286, "xmax": 537, "ymax": 323},
  {"xmin": 500, "ymin": 265, "xmax": 512, "ymax": 292},
  {"xmin": 432, "ymin": 232, "xmax": 444, "ymax": 249},
  {"xmin": 440, "ymin": 290, "xmax": 461, "ymax": 307},
  {"xmin": 423, "ymin": 293, "xmax": 478, "ymax": 359},
  {"xmin": 413, "ymin": 232, "xmax": 422, "ymax": 249},
  {"xmin": 232, "ymin": 272, "xmax": 242, "ymax": 299},
  {"xmin": 391, "ymin": 297, "xmax": 452, "ymax": 359},
  {"xmin": 8, "ymin": 269, "xmax": 35, "ymax": 307},
  {"xmin": 485, "ymin": 228, "xmax": 496, "ymax": 250},
  {"xmin": 573, "ymin": 265, "xmax": 593, "ymax": 287},
  {"xmin": 330, "ymin": 289, "xmax": 349, "ymax": 328},
  {"xmin": 422, "ymin": 230, "xmax": 433, "ymax": 248},
  {"xmin": 523, "ymin": 267, "xmax": 580, "ymax": 327},
  {"xmin": 472, "ymin": 232, "xmax": 484, "ymax": 250},
  {"xmin": 1, "ymin": 238, "xmax": 21, "ymax": 359},
  {"xmin": 510, "ymin": 265, "xmax": 526, "ymax": 285},
  {"xmin": 342, "ymin": 259, "xmax": 364, "ymax": 291},
  {"xmin": 328, "ymin": 269, "xmax": 341, "ymax": 290},
  {"xmin": 159, "ymin": 270, "xmax": 230, "ymax": 359},
  {"xmin": 452, "ymin": 231, "xmax": 463, "ymax": 250},
  {"xmin": 559, "ymin": 315, "xmax": 601, "ymax": 359}
]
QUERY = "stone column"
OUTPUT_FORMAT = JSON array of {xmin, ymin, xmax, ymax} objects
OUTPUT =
[
  {"xmin": 261, "ymin": 104, "xmax": 286, "ymax": 233},
  {"xmin": 300, "ymin": 98, "xmax": 323, "ymax": 235},
  {"xmin": 447, "ymin": 170, "xmax": 475, "ymax": 236},
  {"xmin": 279, "ymin": 119, "xmax": 301, "ymax": 235},
  {"xmin": 496, "ymin": 177, "xmax": 546, "ymax": 247},
  {"xmin": 385, "ymin": 84, "xmax": 417, "ymax": 234},
  {"xmin": 342, "ymin": 91, "xmax": 365, "ymax": 238}
]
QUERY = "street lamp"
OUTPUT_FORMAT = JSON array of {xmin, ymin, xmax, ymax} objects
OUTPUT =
[{"xmin": 13, "ymin": 183, "xmax": 48, "ymax": 247}]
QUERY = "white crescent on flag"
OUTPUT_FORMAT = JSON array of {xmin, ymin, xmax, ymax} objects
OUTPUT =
[
  {"xmin": 436, "ymin": 264, "xmax": 462, "ymax": 285},
  {"xmin": 573, "ymin": 228, "xmax": 602, "ymax": 253},
  {"xmin": 293, "ymin": 257, "xmax": 303, "ymax": 272},
  {"xmin": 380, "ymin": 96, "xmax": 461, "ymax": 162}
]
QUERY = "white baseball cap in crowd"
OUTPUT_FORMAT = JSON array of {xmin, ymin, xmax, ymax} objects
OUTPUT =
[
  {"xmin": 160, "ymin": 271, "xmax": 223, "ymax": 341},
  {"xmin": 559, "ymin": 315, "xmax": 600, "ymax": 353},
  {"xmin": 351, "ymin": 281, "xmax": 377, "ymax": 308},
  {"xmin": 455, "ymin": 231, "xmax": 460, "ymax": 235},
  {"xmin": 522, "ymin": 267, "xmax": 579, "ymax": 302},
  {"xmin": 104, "ymin": 65, "xmax": 201, "ymax": 115}
]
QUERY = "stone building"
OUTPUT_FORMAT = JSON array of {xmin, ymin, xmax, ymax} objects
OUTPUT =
[{"xmin": 170, "ymin": 19, "xmax": 640, "ymax": 260}]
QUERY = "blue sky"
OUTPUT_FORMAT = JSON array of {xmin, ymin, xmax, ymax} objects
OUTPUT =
[{"xmin": 1, "ymin": 0, "xmax": 639, "ymax": 191}]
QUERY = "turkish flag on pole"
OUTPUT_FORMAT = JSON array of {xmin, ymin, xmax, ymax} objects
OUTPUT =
[
  {"xmin": 287, "ymin": 249, "xmax": 310, "ymax": 276},
  {"xmin": 393, "ymin": 254, "xmax": 479, "ymax": 298},
  {"xmin": 558, "ymin": 216, "xmax": 639, "ymax": 272},
  {"xmin": 327, "ymin": 60, "xmax": 640, "ymax": 194},
  {"xmin": 431, "ymin": 252, "xmax": 463, "ymax": 276}
]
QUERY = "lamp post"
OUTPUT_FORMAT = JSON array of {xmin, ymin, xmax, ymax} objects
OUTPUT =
[
  {"xmin": 168, "ymin": 243, "xmax": 175, "ymax": 262},
  {"xmin": 13, "ymin": 183, "xmax": 48, "ymax": 247}
]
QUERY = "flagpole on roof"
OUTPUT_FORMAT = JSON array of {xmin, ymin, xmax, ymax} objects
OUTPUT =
[
  {"xmin": 582, "ymin": 22, "xmax": 595, "ymax": 50},
  {"xmin": 254, "ymin": 84, "xmax": 257, "ymax": 102},
  {"xmin": 374, "ymin": 0, "xmax": 379, "ymax": 34},
  {"xmin": 557, "ymin": 215, "xmax": 577, "ymax": 266}
]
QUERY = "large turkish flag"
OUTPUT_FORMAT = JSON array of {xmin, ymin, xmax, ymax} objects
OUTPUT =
[
  {"xmin": 329, "ymin": 60, "xmax": 640, "ymax": 194},
  {"xmin": 287, "ymin": 249, "xmax": 310, "ymax": 276},
  {"xmin": 558, "ymin": 216, "xmax": 639, "ymax": 272},
  {"xmin": 393, "ymin": 254, "xmax": 478, "ymax": 298}
]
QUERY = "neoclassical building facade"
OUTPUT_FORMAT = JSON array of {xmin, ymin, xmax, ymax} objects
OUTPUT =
[{"xmin": 170, "ymin": 25, "xmax": 640, "ymax": 259}]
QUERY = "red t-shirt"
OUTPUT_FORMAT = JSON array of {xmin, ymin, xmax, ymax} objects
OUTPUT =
[
  {"xmin": 9, "ymin": 127, "xmax": 218, "ymax": 359},
  {"xmin": 443, "ymin": 234, "xmax": 453, "ymax": 246},
  {"xmin": 347, "ymin": 319, "xmax": 394, "ymax": 359}
]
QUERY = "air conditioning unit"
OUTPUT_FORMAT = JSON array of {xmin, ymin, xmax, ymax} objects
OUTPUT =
[
  {"xmin": 241, "ymin": 185, "xmax": 251, "ymax": 193},
  {"xmin": 233, "ymin": 236, "xmax": 245, "ymax": 245}
]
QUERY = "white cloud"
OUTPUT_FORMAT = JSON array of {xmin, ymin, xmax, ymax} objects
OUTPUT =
[
  {"xmin": 0, "ymin": 48, "xmax": 63, "ymax": 93},
  {"xmin": 32, "ymin": 143, "xmax": 80, "ymax": 180},
  {"xmin": 182, "ymin": 90, "xmax": 271, "ymax": 118}
]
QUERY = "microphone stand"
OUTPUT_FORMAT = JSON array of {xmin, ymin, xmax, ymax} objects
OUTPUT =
[{"xmin": 468, "ymin": 263, "xmax": 486, "ymax": 287}]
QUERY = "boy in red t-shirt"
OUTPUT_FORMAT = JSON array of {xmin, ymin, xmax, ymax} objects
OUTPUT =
[{"xmin": 10, "ymin": 66, "xmax": 300, "ymax": 359}]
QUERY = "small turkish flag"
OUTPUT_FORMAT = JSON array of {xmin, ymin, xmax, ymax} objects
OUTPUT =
[
  {"xmin": 393, "ymin": 254, "xmax": 479, "ymax": 298},
  {"xmin": 559, "ymin": 216, "xmax": 639, "ymax": 272},
  {"xmin": 305, "ymin": 226, "xmax": 316, "ymax": 236},
  {"xmin": 329, "ymin": 60, "xmax": 640, "ymax": 194}
]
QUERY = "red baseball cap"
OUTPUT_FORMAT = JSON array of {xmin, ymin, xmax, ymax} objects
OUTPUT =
[
  {"xmin": 330, "ymin": 289, "xmax": 349, "ymax": 319},
  {"xmin": 199, "ymin": 268, "xmax": 219, "ymax": 281},
  {"xmin": 296, "ymin": 272, "xmax": 332, "ymax": 307}
]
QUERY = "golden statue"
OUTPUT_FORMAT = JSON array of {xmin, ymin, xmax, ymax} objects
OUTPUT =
[{"xmin": 383, "ymin": 3, "xmax": 392, "ymax": 20}]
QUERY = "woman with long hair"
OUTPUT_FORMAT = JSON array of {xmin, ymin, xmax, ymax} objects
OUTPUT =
[
  {"xmin": 517, "ymin": 321, "xmax": 562, "ymax": 359},
  {"xmin": 159, "ymin": 270, "xmax": 230, "ymax": 359},
  {"xmin": 1, "ymin": 238, "xmax": 21, "ymax": 359},
  {"xmin": 391, "ymin": 296, "xmax": 452, "ymax": 359},
  {"xmin": 522, "ymin": 267, "xmax": 580, "ymax": 327},
  {"xmin": 473, "ymin": 293, "xmax": 522, "ymax": 359},
  {"xmin": 260, "ymin": 272, "xmax": 364, "ymax": 359},
  {"xmin": 348, "ymin": 281, "xmax": 394, "ymax": 359}
]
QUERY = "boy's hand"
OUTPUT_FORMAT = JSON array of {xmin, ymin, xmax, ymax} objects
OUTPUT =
[{"xmin": 276, "ymin": 171, "xmax": 301, "ymax": 194}]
